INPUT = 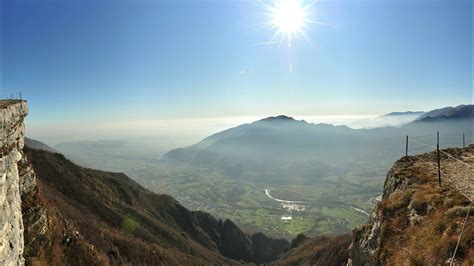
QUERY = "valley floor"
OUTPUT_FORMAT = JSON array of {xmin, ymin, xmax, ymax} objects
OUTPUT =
[{"xmin": 85, "ymin": 158, "xmax": 388, "ymax": 238}]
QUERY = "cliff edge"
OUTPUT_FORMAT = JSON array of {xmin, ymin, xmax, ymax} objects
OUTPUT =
[
  {"xmin": 350, "ymin": 145, "xmax": 473, "ymax": 265},
  {"xmin": 0, "ymin": 100, "xmax": 28, "ymax": 265}
]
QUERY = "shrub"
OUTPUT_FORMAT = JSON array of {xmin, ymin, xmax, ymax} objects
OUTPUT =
[{"xmin": 121, "ymin": 217, "xmax": 139, "ymax": 234}]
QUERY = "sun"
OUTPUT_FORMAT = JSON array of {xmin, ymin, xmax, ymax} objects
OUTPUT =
[
  {"xmin": 264, "ymin": 0, "xmax": 313, "ymax": 47},
  {"xmin": 272, "ymin": 1, "xmax": 305, "ymax": 35}
]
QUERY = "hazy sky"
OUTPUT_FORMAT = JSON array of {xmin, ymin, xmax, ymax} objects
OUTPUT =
[{"xmin": 1, "ymin": 0, "xmax": 472, "ymax": 142}]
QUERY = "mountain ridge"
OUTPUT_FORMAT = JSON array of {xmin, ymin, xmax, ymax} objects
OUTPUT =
[
  {"xmin": 415, "ymin": 104, "xmax": 473, "ymax": 122},
  {"xmin": 383, "ymin": 111, "xmax": 425, "ymax": 116},
  {"xmin": 163, "ymin": 115, "xmax": 358, "ymax": 182},
  {"xmin": 21, "ymin": 147, "xmax": 289, "ymax": 264},
  {"xmin": 165, "ymin": 105, "xmax": 474, "ymax": 171}
]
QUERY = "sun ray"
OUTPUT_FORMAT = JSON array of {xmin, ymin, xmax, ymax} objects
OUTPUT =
[{"xmin": 251, "ymin": 40, "xmax": 282, "ymax": 46}]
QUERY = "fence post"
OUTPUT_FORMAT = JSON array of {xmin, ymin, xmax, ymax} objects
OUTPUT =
[
  {"xmin": 437, "ymin": 131, "xmax": 441, "ymax": 186},
  {"xmin": 463, "ymin": 133, "xmax": 465, "ymax": 148},
  {"xmin": 19, "ymin": 92, "xmax": 22, "ymax": 100},
  {"xmin": 405, "ymin": 135, "xmax": 408, "ymax": 162}
]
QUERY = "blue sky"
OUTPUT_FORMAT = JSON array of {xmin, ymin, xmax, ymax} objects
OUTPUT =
[{"xmin": 1, "ymin": 0, "xmax": 472, "ymax": 126}]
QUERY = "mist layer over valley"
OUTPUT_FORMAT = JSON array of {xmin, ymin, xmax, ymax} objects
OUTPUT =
[{"xmin": 34, "ymin": 106, "xmax": 474, "ymax": 238}]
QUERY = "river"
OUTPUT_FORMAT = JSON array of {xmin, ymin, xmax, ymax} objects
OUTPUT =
[{"xmin": 265, "ymin": 188, "xmax": 370, "ymax": 217}]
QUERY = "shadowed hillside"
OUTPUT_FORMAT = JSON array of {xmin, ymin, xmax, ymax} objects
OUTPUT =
[
  {"xmin": 274, "ymin": 234, "xmax": 351, "ymax": 265},
  {"xmin": 21, "ymin": 147, "xmax": 288, "ymax": 265}
]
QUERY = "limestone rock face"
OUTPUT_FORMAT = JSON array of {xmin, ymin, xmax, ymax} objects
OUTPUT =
[
  {"xmin": 349, "ymin": 210, "xmax": 382, "ymax": 266},
  {"xmin": 348, "ymin": 167, "xmax": 404, "ymax": 266},
  {"xmin": 0, "ymin": 100, "xmax": 28, "ymax": 265},
  {"xmin": 349, "ymin": 158, "xmax": 416, "ymax": 266},
  {"xmin": 18, "ymin": 155, "xmax": 37, "ymax": 197},
  {"xmin": 349, "ymin": 157, "xmax": 419, "ymax": 266}
]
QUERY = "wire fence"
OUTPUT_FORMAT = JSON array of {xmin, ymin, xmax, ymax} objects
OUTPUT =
[
  {"xmin": 404, "ymin": 131, "xmax": 473, "ymax": 265},
  {"xmin": 450, "ymin": 201, "xmax": 471, "ymax": 266},
  {"xmin": 406, "ymin": 132, "xmax": 472, "ymax": 199},
  {"xmin": 407, "ymin": 133, "xmax": 474, "ymax": 153},
  {"xmin": 0, "ymin": 92, "xmax": 22, "ymax": 100}
]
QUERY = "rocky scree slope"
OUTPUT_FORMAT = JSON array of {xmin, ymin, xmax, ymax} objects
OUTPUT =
[{"xmin": 349, "ymin": 145, "xmax": 474, "ymax": 265}]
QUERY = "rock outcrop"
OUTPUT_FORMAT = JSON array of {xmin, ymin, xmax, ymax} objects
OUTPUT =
[
  {"xmin": 349, "ymin": 146, "xmax": 474, "ymax": 265},
  {"xmin": 0, "ymin": 100, "xmax": 28, "ymax": 265}
]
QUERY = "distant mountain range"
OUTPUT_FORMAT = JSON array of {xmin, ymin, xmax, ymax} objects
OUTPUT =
[
  {"xmin": 164, "ymin": 104, "xmax": 473, "ymax": 182},
  {"xmin": 164, "ymin": 115, "xmax": 362, "ymax": 181},
  {"xmin": 382, "ymin": 111, "xmax": 425, "ymax": 117},
  {"xmin": 376, "ymin": 104, "xmax": 472, "ymax": 125},
  {"xmin": 415, "ymin": 104, "xmax": 474, "ymax": 122}
]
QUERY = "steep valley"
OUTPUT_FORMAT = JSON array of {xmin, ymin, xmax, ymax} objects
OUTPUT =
[
  {"xmin": 53, "ymin": 112, "xmax": 473, "ymax": 239},
  {"xmin": 21, "ymin": 147, "xmax": 290, "ymax": 264},
  {"xmin": 1, "ymin": 100, "xmax": 473, "ymax": 265}
]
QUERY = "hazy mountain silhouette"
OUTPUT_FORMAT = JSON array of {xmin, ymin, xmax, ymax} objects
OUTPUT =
[
  {"xmin": 383, "ymin": 111, "xmax": 425, "ymax": 116},
  {"xmin": 414, "ymin": 104, "xmax": 473, "ymax": 122},
  {"xmin": 25, "ymin": 137, "xmax": 57, "ymax": 153},
  {"xmin": 164, "ymin": 115, "xmax": 386, "ymax": 182},
  {"xmin": 164, "ymin": 106, "xmax": 473, "ymax": 183}
]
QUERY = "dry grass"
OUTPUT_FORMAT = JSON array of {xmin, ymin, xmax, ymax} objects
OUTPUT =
[
  {"xmin": 371, "ymin": 147, "xmax": 474, "ymax": 265},
  {"xmin": 274, "ymin": 234, "xmax": 351, "ymax": 266}
]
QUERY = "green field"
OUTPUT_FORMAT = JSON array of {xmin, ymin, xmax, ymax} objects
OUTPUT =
[
  {"xmin": 58, "ymin": 147, "xmax": 389, "ymax": 239},
  {"xmin": 113, "ymin": 159, "xmax": 386, "ymax": 239}
]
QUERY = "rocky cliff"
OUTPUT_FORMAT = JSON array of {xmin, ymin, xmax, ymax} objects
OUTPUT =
[
  {"xmin": 0, "ymin": 100, "xmax": 28, "ymax": 265},
  {"xmin": 349, "ymin": 146, "xmax": 474, "ymax": 265}
]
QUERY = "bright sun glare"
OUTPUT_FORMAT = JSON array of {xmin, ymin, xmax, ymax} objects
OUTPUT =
[{"xmin": 265, "ymin": 0, "xmax": 313, "ymax": 47}]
